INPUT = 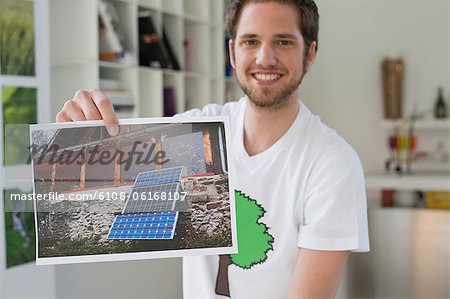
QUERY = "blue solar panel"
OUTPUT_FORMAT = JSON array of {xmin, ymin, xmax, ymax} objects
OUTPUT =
[
  {"xmin": 108, "ymin": 168, "xmax": 184, "ymax": 239},
  {"xmin": 123, "ymin": 182, "xmax": 180, "ymax": 214},
  {"xmin": 133, "ymin": 167, "xmax": 183, "ymax": 188},
  {"xmin": 107, "ymin": 212, "xmax": 178, "ymax": 240}
]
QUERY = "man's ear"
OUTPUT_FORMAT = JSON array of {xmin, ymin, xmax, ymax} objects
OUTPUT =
[
  {"xmin": 304, "ymin": 41, "xmax": 317, "ymax": 72},
  {"xmin": 229, "ymin": 39, "xmax": 236, "ymax": 70}
]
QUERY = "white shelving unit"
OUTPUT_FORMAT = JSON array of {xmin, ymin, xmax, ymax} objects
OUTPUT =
[
  {"xmin": 381, "ymin": 119, "xmax": 450, "ymax": 130},
  {"xmin": 49, "ymin": 0, "xmax": 99, "ymax": 117},
  {"xmin": 48, "ymin": 0, "xmax": 243, "ymax": 120},
  {"xmin": 0, "ymin": 1, "xmax": 56, "ymax": 297},
  {"xmin": 365, "ymin": 173, "xmax": 450, "ymax": 191},
  {"xmin": 366, "ymin": 119, "xmax": 450, "ymax": 191}
]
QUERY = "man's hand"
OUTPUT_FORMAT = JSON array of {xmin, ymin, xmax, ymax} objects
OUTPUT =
[
  {"xmin": 55, "ymin": 89, "xmax": 119, "ymax": 136},
  {"xmin": 288, "ymin": 248, "xmax": 349, "ymax": 299}
]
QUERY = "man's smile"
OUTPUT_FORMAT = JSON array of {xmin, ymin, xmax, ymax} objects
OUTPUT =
[{"xmin": 251, "ymin": 72, "xmax": 284, "ymax": 85}]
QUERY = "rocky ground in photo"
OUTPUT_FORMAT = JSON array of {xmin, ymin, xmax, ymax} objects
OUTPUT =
[
  {"xmin": 38, "ymin": 174, "xmax": 232, "ymax": 255},
  {"xmin": 66, "ymin": 199, "xmax": 125, "ymax": 242},
  {"xmin": 183, "ymin": 174, "xmax": 231, "ymax": 237},
  {"xmin": 38, "ymin": 194, "xmax": 125, "ymax": 244}
]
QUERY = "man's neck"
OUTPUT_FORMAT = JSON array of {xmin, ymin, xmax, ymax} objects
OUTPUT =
[{"xmin": 243, "ymin": 96, "xmax": 300, "ymax": 156}]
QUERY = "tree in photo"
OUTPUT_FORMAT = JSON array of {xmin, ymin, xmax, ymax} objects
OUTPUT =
[{"xmin": 215, "ymin": 190, "xmax": 274, "ymax": 297}]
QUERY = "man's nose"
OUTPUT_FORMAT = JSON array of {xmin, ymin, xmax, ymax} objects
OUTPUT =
[{"xmin": 255, "ymin": 43, "xmax": 277, "ymax": 67}]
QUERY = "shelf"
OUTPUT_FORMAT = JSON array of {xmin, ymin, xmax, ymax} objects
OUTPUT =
[
  {"xmin": 114, "ymin": 0, "xmax": 135, "ymax": 4},
  {"xmin": 52, "ymin": 60, "xmax": 99, "ymax": 68},
  {"xmin": 381, "ymin": 119, "xmax": 450, "ymax": 130},
  {"xmin": 184, "ymin": 71, "xmax": 207, "ymax": 79},
  {"xmin": 137, "ymin": 0, "xmax": 160, "ymax": 10},
  {"xmin": 365, "ymin": 173, "xmax": 450, "ymax": 191},
  {"xmin": 161, "ymin": 0, "xmax": 182, "ymax": 16},
  {"xmin": 99, "ymin": 61, "xmax": 136, "ymax": 69},
  {"xmin": 163, "ymin": 69, "xmax": 183, "ymax": 76},
  {"xmin": 138, "ymin": 66, "xmax": 163, "ymax": 73},
  {"xmin": 183, "ymin": 13, "xmax": 208, "ymax": 24},
  {"xmin": 138, "ymin": 67, "xmax": 200, "ymax": 77},
  {"xmin": 46, "ymin": 0, "xmax": 231, "ymax": 118},
  {"xmin": 161, "ymin": 9, "xmax": 182, "ymax": 18}
]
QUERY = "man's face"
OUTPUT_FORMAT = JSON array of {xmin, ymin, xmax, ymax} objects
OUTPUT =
[{"xmin": 229, "ymin": 2, "xmax": 315, "ymax": 109}]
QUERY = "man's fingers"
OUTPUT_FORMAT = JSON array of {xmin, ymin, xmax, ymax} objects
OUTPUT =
[
  {"xmin": 90, "ymin": 88, "xmax": 119, "ymax": 136},
  {"xmin": 56, "ymin": 89, "xmax": 120, "ymax": 137},
  {"xmin": 74, "ymin": 94, "xmax": 103, "ymax": 120},
  {"xmin": 56, "ymin": 110, "xmax": 71, "ymax": 122},
  {"xmin": 61, "ymin": 100, "xmax": 86, "ymax": 121},
  {"xmin": 56, "ymin": 89, "xmax": 91, "ymax": 122}
]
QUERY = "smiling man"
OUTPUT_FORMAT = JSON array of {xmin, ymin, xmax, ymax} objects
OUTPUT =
[
  {"xmin": 57, "ymin": 0, "xmax": 369, "ymax": 298},
  {"xmin": 230, "ymin": 2, "xmax": 312, "ymax": 110}
]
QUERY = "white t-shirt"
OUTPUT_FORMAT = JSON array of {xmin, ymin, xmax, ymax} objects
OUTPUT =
[{"xmin": 179, "ymin": 98, "xmax": 369, "ymax": 299}]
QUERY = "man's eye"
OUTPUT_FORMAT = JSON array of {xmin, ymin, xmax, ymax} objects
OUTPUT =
[
  {"xmin": 278, "ymin": 40, "xmax": 292, "ymax": 46},
  {"xmin": 243, "ymin": 40, "xmax": 257, "ymax": 46}
]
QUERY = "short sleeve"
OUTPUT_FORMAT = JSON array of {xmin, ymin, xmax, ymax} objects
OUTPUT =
[
  {"xmin": 298, "ymin": 143, "xmax": 370, "ymax": 252},
  {"xmin": 174, "ymin": 103, "xmax": 225, "ymax": 118}
]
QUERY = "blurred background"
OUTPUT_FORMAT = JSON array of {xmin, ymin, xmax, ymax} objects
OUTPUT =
[{"xmin": 0, "ymin": 0, "xmax": 449, "ymax": 298}]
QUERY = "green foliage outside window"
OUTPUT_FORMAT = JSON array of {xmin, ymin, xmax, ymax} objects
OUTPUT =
[
  {"xmin": 0, "ymin": 0, "xmax": 35, "ymax": 76},
  {"xmin": 2, "ymin": 86, "xmax": 37, "ymax": 165},
  {"xmin": 3, "ymin": 188, "xmax": 36, "ymax": 268}
]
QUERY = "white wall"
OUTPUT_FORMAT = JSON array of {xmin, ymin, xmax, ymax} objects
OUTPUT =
[
  {"xmin": 55, "ymin": 259, "xmax": 182, "ymax": 299},
  {"xmin": 0, "ymin": 264, "xmax": 55, "ymax": 299},
  {"xmin": 301, "ymin": 1, "xmax": 449, "ymax": 297},
  {"xmin": 302, "ymin": 0, "xmax": 450, "ymax": 173}
]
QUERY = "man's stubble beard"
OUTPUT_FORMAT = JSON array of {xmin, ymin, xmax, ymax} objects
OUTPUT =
[{"xmin": 237, "ymin": 69, "xmax": 306, "ymax": 110}]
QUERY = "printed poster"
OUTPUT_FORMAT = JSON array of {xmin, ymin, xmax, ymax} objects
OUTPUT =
[{"xmin": 26, "ymin": 117, "xmax": 237, "ymax": 265}]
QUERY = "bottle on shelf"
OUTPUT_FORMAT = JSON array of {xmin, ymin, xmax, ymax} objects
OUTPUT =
[{"xmin": 434, "ymin": 86, "xmax": 447, "ymax": 119}]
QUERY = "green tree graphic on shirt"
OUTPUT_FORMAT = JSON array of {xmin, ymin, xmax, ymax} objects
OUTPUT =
[{"xmin": 215, "ymin": 190, "xmax": 274, "ymax": 297}]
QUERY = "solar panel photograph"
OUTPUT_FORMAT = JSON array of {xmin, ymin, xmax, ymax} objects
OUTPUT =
[{"xmin": 30, "ymin": 118, "xmax": 236, "ymax": 265}]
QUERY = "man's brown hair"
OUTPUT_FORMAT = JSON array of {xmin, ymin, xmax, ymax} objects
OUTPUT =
[{"xmin": 225, "ymin": 0, "xmax": 319, "ymax": 53}]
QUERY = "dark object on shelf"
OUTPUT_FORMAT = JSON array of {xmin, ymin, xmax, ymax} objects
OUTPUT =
[
  {"xmin": 224, "ymin": 38, "xmax": 233, "ymax": 77},
  {"xmin": 405, "ymin": 108, "xmax": 418, "ymax": 174},
  {"xmin": 381, "ymin": 189, "xmax": 395, "ymax": 207},
  {"xmin": 382, "ymin": 190, "xmax": 431, "ymax": 209},
  {"xmin": 164, "ymin": 87, "xmax": 177, "ymax": 117},
  {"xmin": 162, "ymin": 29, "xmax": 181, "ymax": 71},
  {"xmin": 381, "ymin": 58, "xmax": 404, "ymax": 119},
  {"xmin": 434, "ymin": 87, "xmax": 447, "ymax": 119},
  {"xmin": 98, "ymin": 0, "xmax": 125, "ymax": 61},
  {"xmin": 139, "ymin": 15, "xmax": 169, "ymax": 68},
  {"xmin": 99, "ymin": 51, "xmax": 125, "ymax": 61},
  {"xmin": 385, "ymin": 127, "xmax": 407, "ymax": 175}
]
